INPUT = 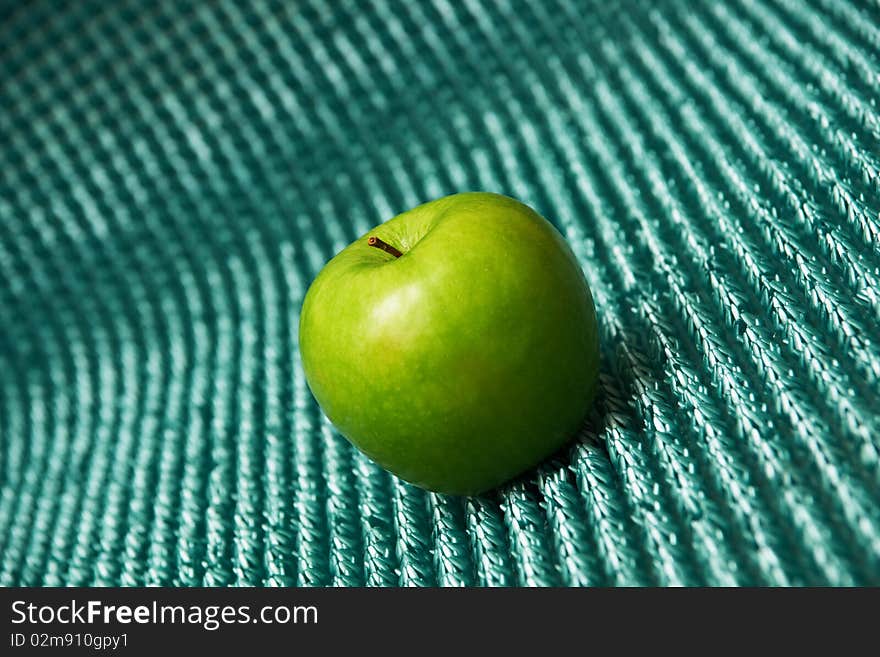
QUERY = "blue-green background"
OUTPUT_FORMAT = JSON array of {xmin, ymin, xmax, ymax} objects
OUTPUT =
[{"xmin": 1, "ymin": 0, "xmax": 878, "ymax": 585}]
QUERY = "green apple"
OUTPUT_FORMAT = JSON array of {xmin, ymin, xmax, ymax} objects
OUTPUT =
[{"xmin": 299, "ymin": 192, "xmax": 599, "ymax": 495}]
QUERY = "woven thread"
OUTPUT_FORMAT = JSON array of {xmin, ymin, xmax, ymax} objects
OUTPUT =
[{"xmin": 0, "ymin": 0, "xmax": 879, "ymax": 586}]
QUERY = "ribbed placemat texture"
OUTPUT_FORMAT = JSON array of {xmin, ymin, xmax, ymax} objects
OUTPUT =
[{"xmin": 1, "ymin": 0, "xmax": 879, "ymax": 586}]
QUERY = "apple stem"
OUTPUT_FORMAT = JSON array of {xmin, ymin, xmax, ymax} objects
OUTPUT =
[{"xmin": 367, "ymin": 236, "xmax": 403, "ymax": 258}]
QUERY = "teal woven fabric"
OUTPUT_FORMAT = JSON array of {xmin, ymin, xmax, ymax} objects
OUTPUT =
[{"xmin": 1, "ymin": 0, "xmax": 879, "ymax": 586}]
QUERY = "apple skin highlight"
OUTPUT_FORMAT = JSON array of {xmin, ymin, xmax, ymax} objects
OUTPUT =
[{"xmin": 299, "ymin": 192, "xmax": 600, "ymax": 495}]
